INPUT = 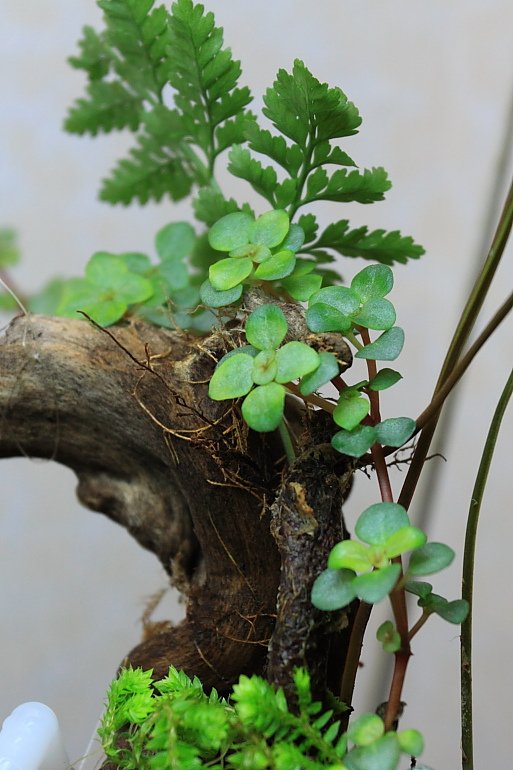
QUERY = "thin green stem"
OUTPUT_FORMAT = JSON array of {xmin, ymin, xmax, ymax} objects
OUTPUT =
[
  {"xmin": 461, "ymin": 367, "xmax": 513, "ymax": 770},
  {"xmin": 278, "ymin": 419, "xmax": 296, "ymax": 464},
  {"xmin": 288, "ymin": 129, "xmax": 317, "ymax": 220},
  {"xmin": 408, "ymin": 610, "xmax": 430, "ymax": 642},
  {"xmin": 345, "ymin": 330, "xmax": 364, "ymax": 351},
  {"xmin": 284, "ymin": 381, "xmax": 335, "ymax": 413},
  {"xmin": 412, "ymin": 289, "xmax": 513, "ymax": 434},
  {"xmin": 398, "ymin": 176, "xmax": 513, "ymax": 511}
]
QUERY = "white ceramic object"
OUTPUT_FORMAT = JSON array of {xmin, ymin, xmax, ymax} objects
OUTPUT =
[{"xmin": 0, "ymin": 703, "xmax": 70, "ymax": 770}]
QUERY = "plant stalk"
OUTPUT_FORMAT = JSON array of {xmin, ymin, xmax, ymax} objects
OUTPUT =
[
  {"xmin": 398, "ymin": 176, "xmax": 513, "ymax": 511},
  {"xmin": 461, "ymin": 367, "xmax": 513, "ymax": 770}
]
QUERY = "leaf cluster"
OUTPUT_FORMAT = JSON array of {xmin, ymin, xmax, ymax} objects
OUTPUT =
[
  {"xmin": 98, "ymin": 665, "xmax": 423, "ymax": 770},
  {"xmin": 55, "ymin": 222, "xmax": 212, "ymax": 330},
  {"xmin": 312, "ymin": 501, "xmax": 467, "ymax": 629},
  {"xmin": 66, "ymin": 0, "xmax": 252, "ymax": 205},
  {"xmin": 209, "ymin": 304, "xmax": 323, "ymax": 432}
]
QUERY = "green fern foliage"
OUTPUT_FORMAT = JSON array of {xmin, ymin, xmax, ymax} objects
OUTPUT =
[
  {"xmin": 98, "ymin": 666, "xmax": 422, "ymax": 770},
  {"xmin": 65, "ymin": 0, "xmax": 252, "ymax": 205},
  {"xmin": 301, "ymin": 217, "xmax": 426, "ymax": 266}
]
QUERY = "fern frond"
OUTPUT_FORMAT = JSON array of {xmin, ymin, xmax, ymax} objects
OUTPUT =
[
  {"xmin": 305, "ymin": 219, "xmax": 426, "ymax": 265},
  {"xmin": 100, "ymin": 107, "xmax": 195, "ymax": 204},
  {"xmin": 98, "ymin": 0, "xmax": 170, "ymax": 98},
  {"xmin": 65, "ymin": 81, "xmax": 142, "ymax": 135},
  {"xmin": 166, "ymin": 0, "xmax": 252, "ymax": 162},
  {"xmin": 68, "ymin": 25, "xmax": 111, "ymax": 80}
]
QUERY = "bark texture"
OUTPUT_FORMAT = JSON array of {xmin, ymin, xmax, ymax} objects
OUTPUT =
[{"xmin": 0, "ymin": 312, "xmax": 355, "ymax": 696}]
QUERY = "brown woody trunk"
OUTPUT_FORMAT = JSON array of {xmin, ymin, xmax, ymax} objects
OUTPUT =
[{"xmin": 0, "ymin": 312, "xmax": 355, "ymax": 698}]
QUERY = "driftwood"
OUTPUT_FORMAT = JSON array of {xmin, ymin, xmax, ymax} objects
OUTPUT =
[{"xmin": 0, "ymin": 311, "xmax": 355, "ymax": 697}]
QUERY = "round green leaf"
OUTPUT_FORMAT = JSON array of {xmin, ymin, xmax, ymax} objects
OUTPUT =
[
  {"xmin": 348, "ymin": 732, "xmax": 400, "ymax": 770},
  {"xmin": 309, "ymin": 285, "xmax": 360, "ymax": 316},
  {"xmin": 433, "ymin": 599, "xmax": 469, "ymax": 624},
  {"xmin": 289, "ymin": 259, "xmax": 316, "ymax": 277},
  {"xmin": 328, "ymin": 540, "xmax": 371, "ymax": 572},
  {"xmin": 299, "ymin": 351, "xmax": 339, "ymax": 396},
  {"xmin": 353, "ymin": 298, "xmax": 396, "ymax": 331},
  {"xmin": 245, "ymin": 304, "xmax": 288, "ymax": 350},
  {"xmin": 352, "ymin": 564, "xmax": 401, "ymax": 603},
  {"xmin": 156, "ymin": 221, "xmax": 195, "ymax": 260},
  {"xmin": 279, "ymin": 223, "xmax": 305, "ymax": 252},
  {"xmin": 306, "ymin": 303, "xmax": 352, "ymax": 333},
  {"xmin": 110, "ymin": 272, "xmax": 154, "ymax": 304},
  {"xmin": 229, "ymin": 243, "xmax": 271, "ymax": 263},
  {"xmin": 376, "ymin": 620, "xmax": 401, "ymax": 653},
  {"xmin": 85, "ymin": 252, "xmax": 125, "ymax": 286},
  {"xmin": 241, "ymin": 382, "xmax": 285, "ymax": 432},
  {"xmin": 208, "ymin": 211, "xmax": 254, "ymax": 252},
  {"xmin": 120, "ymin": 252, "xmax": 152, "ymax": 274},
  {"xmin": 252, "ymin": 350, "xmax": 278, "ymax": 385},
  {"xmin": 249, "ymin": 209, "xmax": 290, "ymax": 248},
  {"xmin": 375, "ymin": 417, "xmax": 416, "ymax": 447},
  {"xmin": 348, "ymin": 714, "xmax": 384, "ymax": 747},
  {"xmin": 208, "ymin": 354, "xmax": 255, "ymax": 400},
  {"xmin": 200, "ymin": 279, "xmax": 243, "ymax": 308},
  {"xmin": 57, "ymin": 278, "xmax": 103, "ymax": 319},
  {"xmin": 209, "ymin": 257, "xmax": 253, "ymax": 291},
  {"xmin": 407, "ymin": 542, "xmax": 455, "ymax": 576},
  {"xmin": 350, "ymin": 264, "xmax": 394, "ymax": 302},
  {"xmin": 368, "ymin": 368, "xmax": 402, "ymax": 391},
  {"xmin": 157, "ymin": 259, "xmax": 189, "ymax": 292},
  {"xmin": 86, "ymin": 299, "xmax": 127, "ymax": 327},
  {"xmin": 404, "ymin": 580, "xmax": 433, "ymax": 599},
  {"xmin": 282, "ymin": 273, "xmax": 322, "ymax": 302},
  {"xmin": 275, "ymin": 341, "xmax": 320, "ymax": 383},
  {"xmin": 383, "ymin": 526, "xmax": 427, "ymax": 559},
  {"xmin": 311, "ymin": 568, "xmax": 357, "ymax": 611},
  {"xmin": 254, "ymin": 249, "xmax": 296, "ymax": 281},
  {"xmin": 333, "ymin": 393, "xmax": 370, "ymax": 431},
  {"xmin": 331, "ymin": 425, "xmax": 376, "ymax": 458},
  {"xmin": 398, "ymin": 729, "xmax": 424, "ymax": 757},
  {"xmin": 355, "ymin": 502, "xmax": 410, "ymax": 546},
  {"xmin": 216, "ymin": 345, "xmax": 259, "ymax": 369},
  {"xmin": 355, "ymin": 327, "xmax": 405, "ymax": 361}
]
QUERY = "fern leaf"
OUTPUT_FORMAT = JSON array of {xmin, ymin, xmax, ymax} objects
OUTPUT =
[
  {"xmin": 263, "ymin": 59, "xmax": 361, "ymax": 148},
  {"xmin": 215, "ymin": 113, "xmax": 249, "ymax": 155},
  {"xmin": 308, "ymin": 219, "xmax": 426, "ymax": 265},
  {"xmin": 68, "ymin": 25, "xmax": 111, "ymax": 80},
  {"xmin": 244, "ymin": 122, "xmax": 303, "ymax": 176},
  {"xmin": 316, "ymin": 167, "xmax": 392, "ymax": 204},
  {"xmin": 166, "ymin": 0, "xmax": 252, "ymax": 159},
  {"xmin": 228, "ymin": 146, "xmax": 277, "ymax": 205},
  {"xmin": 100, "ymin": 107, "xmax": 195, "ymax": 205},
  {"xmin": 193, "ymin": 188, "xmax": 239, "ymax": 225},
  {"xmin": 64, "ymin": 81, "xmax": 142, "ymax": 135},
  {"xmin": 98, "ymin": 0, "xmax": 170, "ymax": 97}
]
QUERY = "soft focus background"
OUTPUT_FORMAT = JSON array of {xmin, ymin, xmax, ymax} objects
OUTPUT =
[{"xmin": 1, "ymin": 2, "xmax": 512, "ymax": 766}]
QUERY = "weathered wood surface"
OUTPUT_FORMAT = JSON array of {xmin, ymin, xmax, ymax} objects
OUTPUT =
[{"xmin": 0, "ymin": 312, "xmax": 355, "ymax": 696}]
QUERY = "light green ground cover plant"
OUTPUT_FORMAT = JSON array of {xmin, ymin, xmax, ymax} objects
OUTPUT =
[{"xmin": 2, "ymin": 2, "xmax": 512, "ymax": 769}]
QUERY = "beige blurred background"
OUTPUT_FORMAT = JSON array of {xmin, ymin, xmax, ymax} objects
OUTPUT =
[{"xmin": 1, "ymin": 1, "xmax": 512, "ymax": 767}]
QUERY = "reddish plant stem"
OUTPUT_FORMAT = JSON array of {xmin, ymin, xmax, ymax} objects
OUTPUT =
[
  {"xmin": 360, "ymin": 328, "xmax": 412, "ymax": 731},
  {"xmin": 384, "ymin": 648, "xmax": 411, "ymax": 730}
]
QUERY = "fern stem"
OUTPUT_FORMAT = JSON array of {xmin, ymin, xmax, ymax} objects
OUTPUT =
[
  {"xmin": 288, "ymin": 129, "xmax": 317, "ymax": 220},
  {"xmin": 412, "ymin": 290, "xmax": 513, "ymax": 434},
  {"xmin": 398, "ymin": 175, "xmax": 513, "ymax": 512},
  {"xmin": 461, "ymin": 367, "xmax": 513, "ymax": 770}
]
